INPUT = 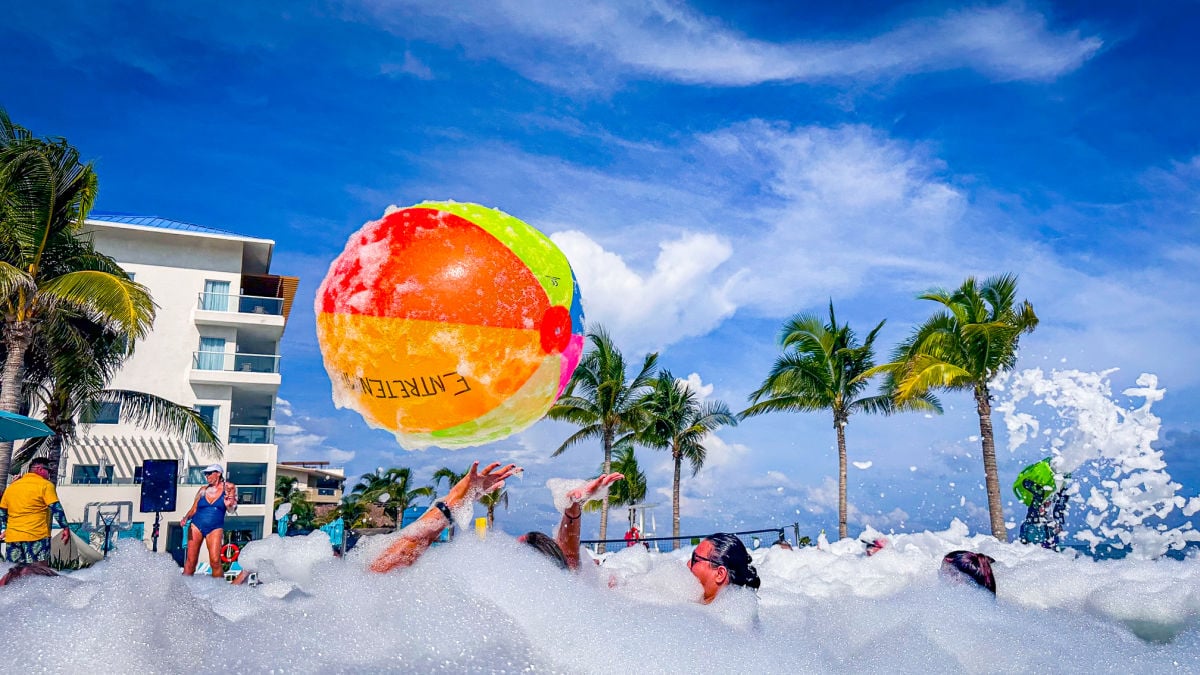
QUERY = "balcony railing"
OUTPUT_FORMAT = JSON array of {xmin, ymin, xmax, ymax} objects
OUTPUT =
[
  {"xmin": 198, "ymin": 292, "xmax": 284, "ymax": 316},
  {"xmin": 192, "ymin": 352, "xmax": 280, "ymax": 374},
  {"xmin": 229, "ymin": 425, "xmax": 275, "ymax": 444},
  {"xmin": 235, "ymin": 485, "xmax": 268, "ymax": 505}
]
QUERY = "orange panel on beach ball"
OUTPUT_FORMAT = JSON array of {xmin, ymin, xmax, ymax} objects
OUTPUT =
[{"xmin": 315, "ymin": 202, "xmax": 585, "ymax": 450}]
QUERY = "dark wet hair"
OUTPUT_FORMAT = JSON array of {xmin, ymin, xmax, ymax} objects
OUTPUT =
[
  {"xmin": 705, "ymin": 533, "xmax": 761, "ymax": 590},
  {"xmin": 0, "ymin": 564, "xmax": 59, "ymax": 587},
  {"xmin": 940, "ymin": 550, "xmax": 996, "ymax": 595},
  {"xmin": 29, "ymin": 457, "xmax": 50, "ymax": 470},
  {"xmin": 521, "ymin": 531, "xmax": 568, "ymax": 570}
]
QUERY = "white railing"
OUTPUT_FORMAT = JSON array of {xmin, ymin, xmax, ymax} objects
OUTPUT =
[
  {"xmin": 192, "ymin": 352, "xmax": 280, "ymax": 374},
  {"xmin": 197, "ymin": 292, "xmax": 284, "ymax": 316}
]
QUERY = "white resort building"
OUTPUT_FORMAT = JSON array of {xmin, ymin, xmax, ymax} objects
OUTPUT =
[{"xmin": 53, "ymin": 212, "xmax": 298, "ymax": 555}]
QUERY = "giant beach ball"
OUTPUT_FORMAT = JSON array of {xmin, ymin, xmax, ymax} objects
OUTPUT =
[{"xmin": 315, "ymin": 201, "xmax": 585, "ymax": 449}]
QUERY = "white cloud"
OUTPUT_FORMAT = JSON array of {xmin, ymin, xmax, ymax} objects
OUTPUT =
[
  {"xmin": 679, "ymin": 373, "xmax": 714, "ymax": 402},
  {"xmin": 552, "ymin": 230, "xmax": 736, "ymax": 354},
  {"xmin": 273, "ymin": 404, "xmax": 357, "ymax": 467},
  {"xmin": 369, "ymin": 1, "xmax": 1100, "ymax": 89}
]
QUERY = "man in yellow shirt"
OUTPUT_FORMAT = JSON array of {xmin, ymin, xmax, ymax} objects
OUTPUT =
[{"xmin": 0, "ymin": 458, "xmax": 71, "ymax": 566}]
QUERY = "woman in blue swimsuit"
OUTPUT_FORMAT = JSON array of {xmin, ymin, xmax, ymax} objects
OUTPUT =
[{"xmin": 181, "ymin": 464, "xmax": 238, "ymax": 577}]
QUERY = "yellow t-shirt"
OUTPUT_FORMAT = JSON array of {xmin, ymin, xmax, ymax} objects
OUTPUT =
[{"xmin": 0, "ymin": 473, "xmax": 60, "ymax": 542}]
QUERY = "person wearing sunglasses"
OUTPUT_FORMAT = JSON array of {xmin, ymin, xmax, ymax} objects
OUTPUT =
[
  {"xmin": 180, "ymin": 464, "xmax": 238, "ymax": 578},
  {"xmin": 687, "ymin": 533, "xmax": 761, "ymax": 604},
  {"xmin": 0, "ymin": 458, "xmax": 71, "ymax": 567}
]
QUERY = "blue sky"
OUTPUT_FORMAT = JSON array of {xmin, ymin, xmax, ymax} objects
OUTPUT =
[{"xmin": 4, "ymin": 1, "xmax": 1198, "ymax": 541}]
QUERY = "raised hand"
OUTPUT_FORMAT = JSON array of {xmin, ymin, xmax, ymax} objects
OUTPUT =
[
  {"xmin": 447, "ymin": 461, "xmax": 522, "ymax": 507},
  {"xmin": 566, "ymin": 473, "xmax": 624, "ymax": 506}
]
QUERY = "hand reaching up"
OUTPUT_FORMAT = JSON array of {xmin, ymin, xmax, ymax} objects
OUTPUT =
[
  {"xmin": 566, "ymin": 473, "xmax": 624, "ymax": 507},
  {"xmin": 447, "ymin": 461, "xmax": 522, "ymax": 508}
]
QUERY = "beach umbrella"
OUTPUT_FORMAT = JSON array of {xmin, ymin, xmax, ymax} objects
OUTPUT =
[{"xmin": 0, "ymin": 410, "xmax": 53, "ymax": 442}]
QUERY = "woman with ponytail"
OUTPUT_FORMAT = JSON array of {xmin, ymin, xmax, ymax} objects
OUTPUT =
[{"xmin": 687, "ymin": 532, "xmax": 761, "ymax": 604}]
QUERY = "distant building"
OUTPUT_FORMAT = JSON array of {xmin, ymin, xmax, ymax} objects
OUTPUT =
[
  {"xmin": 53, "ymin": 212, "xmax": 298, "ymax": 553},
  {"xmin": 276, "ymin": 461, "xmax": 346, "ymax": 508}
]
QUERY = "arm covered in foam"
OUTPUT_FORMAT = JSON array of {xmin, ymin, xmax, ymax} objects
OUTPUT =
[
  {"xmin": 553, "ymin": 473, "xmax": 623, "ymax": 571},
  {"xmin": 370, "ymin": 461, "xmax": 520, "ymax": 574}
]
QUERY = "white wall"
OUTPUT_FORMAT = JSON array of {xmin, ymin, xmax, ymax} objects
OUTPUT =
[{"xmin": 57, "ymin": 222, "xmax": 285, "ymax": 549}]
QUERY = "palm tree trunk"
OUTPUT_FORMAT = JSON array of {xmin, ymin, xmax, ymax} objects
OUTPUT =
[
  {"xmin": 672, "ymin": 446, "xmax": 682, "ymax": 550},
  {"xmin": 487, "ymin": 502, "xmax": 495, "ymax": 527},
  {"xmin": 46, "ymin": 420, "xmax": 73, "ymax": 482},
  {"xmin": 0, "ymin": 320, "xmax": 34, "ymax": 499},
  {"xmin": 598, "ymin": 427, "xmax": 613, "ymax": 553},
  {"xmin": 836, "ymin": 416, "xmax": 848, "ymax": 540},
  {"xmin": 975, "ymin": 384, "xmax": 1008, "ymax": 541}
]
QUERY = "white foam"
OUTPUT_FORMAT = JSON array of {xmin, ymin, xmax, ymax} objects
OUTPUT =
[
  {"xmin": 2, "ymin": 520, "xmax": 1198, "ymax": 672},
  {"xmin": 995, "ymin": 368, "xmax": 1200, "ymax": 558}
]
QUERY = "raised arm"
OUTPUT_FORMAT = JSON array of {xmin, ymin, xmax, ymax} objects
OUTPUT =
[
  {"xmin": 555, "ymin": 473, "xmax": 623, "ymax": 571},
  {"xmin": 370, "ymin": 461, "xmax": 521, "ymax": 573},
  {"xmin": 223, "ymin": 481, "xmax": 238, "ymax": 512}
]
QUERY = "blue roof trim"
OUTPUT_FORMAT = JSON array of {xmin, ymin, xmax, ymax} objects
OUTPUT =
[{"xmin": 88, "ymin": 211, "xmax": 242, "ymax": 237}]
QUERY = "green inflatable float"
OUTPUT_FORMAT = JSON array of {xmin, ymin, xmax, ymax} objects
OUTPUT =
[{"xmin": 1013, "ymin": 457, "xmax": 1057, "ymax": 506}]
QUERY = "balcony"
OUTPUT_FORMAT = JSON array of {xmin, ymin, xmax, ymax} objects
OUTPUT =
[
  {"xmin": 301, "ymin": 487, "xmax": 344, "ymax": 504},
  {"xmin": 229, "ymin": 425, "xmax": 275, "ymax": 445},
  {"xmin": 194, "ymin": 292, "xmax": 286, "ymax": 334},
  {"xmin": 189, "ymin": 351, "xmax": 281, "ymax": 391},
  {"xmin": 193, "ymin": 351, "xmax": 280, "ymax": 373},
  {"xmin": 198, "ymin": 292, "xmax": 283, "ymax": 315},
  {"xmin": 236, "ymin": 485, "xmax": 268, "ymax": 505}
]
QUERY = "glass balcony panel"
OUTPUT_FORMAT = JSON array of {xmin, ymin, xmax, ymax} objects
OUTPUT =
[
  {"xmin": 192, "ymin": 352, "xmax": 280, "ymax": 373},
  {"xmin": 197, "ymin": 293, "xmax": 283, "ymax": 316},
  {"xmin": 234, "ymin": 485, "xmax": 267, "ymax": 505},
  {"xmin": 229, "ymin": 425, "xmax": 274, "ymax": 444}
]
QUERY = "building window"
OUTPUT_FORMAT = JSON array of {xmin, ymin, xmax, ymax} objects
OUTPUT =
[
  {"xmin": 194, "ymin": 405, "xmax": 219, "ymax": 441},
  {"xmin": 195, "ymin": 337, "xmax": 226, "ymax": 370},
  {"xmin": 186, "ymin": 465, "xmax": 209, "ymax": 484},
  {"xmin": 201, "ymin": 279, "xmax": 231, "ymax": 311},
  {"xmin": 72, "ymin": 465, "xmax": 113, "ymax": 484},
  {"xmin": 82, "ymin": 401, "xmax": 121, "ymax": 424}
]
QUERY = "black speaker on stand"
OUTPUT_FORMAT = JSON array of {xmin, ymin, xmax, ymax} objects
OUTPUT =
[{"xmin": 140, "ymin": 459, "xmax": 179, "ymax": 552}]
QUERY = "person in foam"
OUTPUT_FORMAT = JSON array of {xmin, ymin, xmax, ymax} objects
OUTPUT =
[
  {"xmin": 688, "ymin": 533, "xmax": 761, "ymax": 604},
  {"xmin": 517, "ymin": 472, "xmax": 623, "ymax": 571},
  {"xmin": 939, "ymin": 550, "xmax": 996, "ymax": 595},
  {"xmin": 370, "ymin": 461, "xmax": 521, "ymax": 573},
  {"xmin": 862, "ymin": 537, "xmax": 887, "ymax": 556},
  {"xmin": 181, "ymin": 464, "xmax": 238, "ymax": 578}
]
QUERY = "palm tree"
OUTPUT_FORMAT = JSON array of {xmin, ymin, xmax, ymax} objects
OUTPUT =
[
  {"xmin": 874, "ymin": 274, "xmax": 1038, "ymax": 541},
  {"xmin": 351, "ymin": 467, "xmax": 435, "ymax": 528},
  {"xmin": 275, "ymin": 475, "xmax": 300, "ymax": 508},
  {"xmin": 12, "ymin": 310, "xmax": 220, "ymax": 475},
  {"xmin": 638, "ymin": 370, "xmax": 737, "ymax": 549},
  {"xmin": 0, "ymin": 110, "xmax": 153, "ymax": 496},
  {"xmin": 431, "ymin": 466, "xmax": 467, "ymax": 493},
  {"xmin": 740, "ymin": 302, "xmax": 940, "ymax": 539},
  {"xmin": 333, "ymin": 494, "xmax": 371, "ymax": 529},
  {"xmin": 480, "ymin": 488, "xmax": 508, "ymax": 527},
  {"xmin": 546, "ymin": 326, "xmax": 657, "ymax": 552}
]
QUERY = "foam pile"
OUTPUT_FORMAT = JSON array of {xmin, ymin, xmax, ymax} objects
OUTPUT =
[{"xmin": 2, "ymin": 520, "xmax": 1198, "ymax": 673}]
